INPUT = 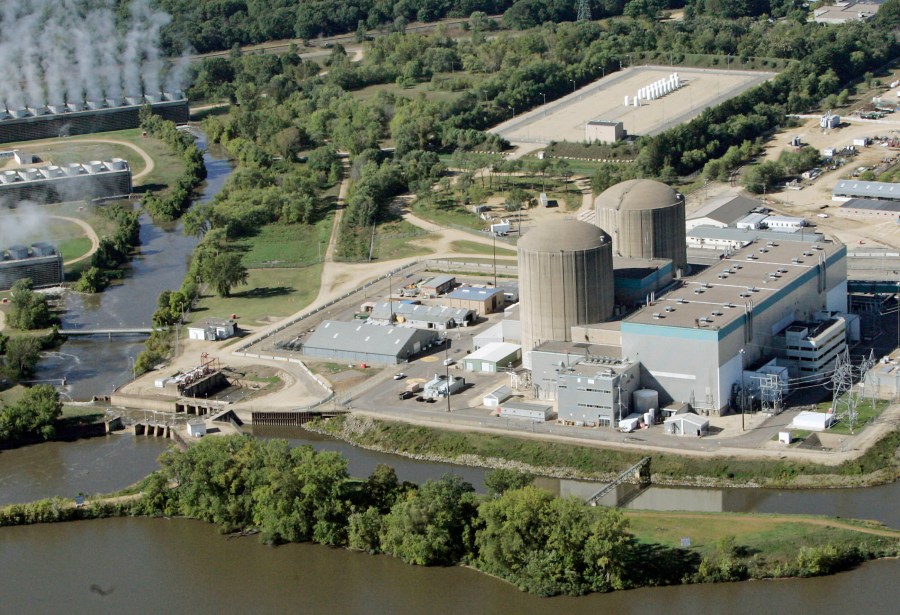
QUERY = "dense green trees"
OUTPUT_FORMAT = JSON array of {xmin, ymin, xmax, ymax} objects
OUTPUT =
[
  {"xmin": 0, "ymin": 384, "xmax": 63, "ymax": 442},
  {"xmin": 7, "ymin": 279, "xmax": 53, "ymax": 330},
  {"xmin": 1, "ymin": 336, "xmax": 42, "ymax": 381},
  {"xmin": 139, "ymin": 111, "xmax": 208, "ymax": 221},
  {"xmin": 201, "ymin": 252, "xmax": 249, "ymax": 298}
]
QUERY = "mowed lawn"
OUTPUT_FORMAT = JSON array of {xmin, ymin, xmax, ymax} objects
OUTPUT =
[{"xmin": 192, "ymin": 265, "xmax": 323, "ymax": 325}]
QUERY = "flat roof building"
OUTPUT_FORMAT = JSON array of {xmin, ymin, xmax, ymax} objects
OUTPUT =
[
  {"xmin": 585, "ymin": 120, "xmax": 625, "ymax": 144},
  {"xmin": 446, "ymin": 285, "xmax": 505, "ymax": 315},
  {"xmin": 420, "ymin": 275, "xmax": 456, "ymax": 296},
  {"xmin": 302, "ymin": 321, "xmax": 441, "ymax": 365},
  {"xmin": 813, "ymin": 1, "xmax": 884, "ymax": 24},
  {"xmin": 621, "ymin": 237, "xmax": 847, "ymax": 414},
  {"xmin": 187, "ymin": 318, "xmax": 236, "ymax": 341},
  {"xmin": 687, "ymin": 225, "xmax": 824, "ymax": 253},
  {"xmin": 498, "ymin": 400, "xmax": 553, "ymax": 422}
]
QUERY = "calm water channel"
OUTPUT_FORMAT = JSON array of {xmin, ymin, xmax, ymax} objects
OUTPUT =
[
  {"xmin": 32, "ymin": 132, "xmax": 233, "ymax": 401},
  {"xmin": 1, "ymin": 131, "xmax": 898, "ymax": 613},
  {"xmin": 1, "ymin": 517, "xmax": 897, "ymax": 615}
]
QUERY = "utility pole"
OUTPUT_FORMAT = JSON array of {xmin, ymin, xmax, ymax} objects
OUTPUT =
[{"xmin": 492, "ymin": 232, "xmax": 497, "ymax": 288}]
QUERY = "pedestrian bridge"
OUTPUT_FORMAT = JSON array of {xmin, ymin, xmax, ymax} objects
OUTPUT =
[{"xmin": 59, "ymin": 327, "xmax": 154, "ymax": 337}]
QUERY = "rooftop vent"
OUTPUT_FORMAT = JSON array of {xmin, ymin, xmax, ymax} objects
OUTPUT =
[
  {"xmin": 723, "ymin": 302, "xmax": 735, "ymax": 308},
  {"xmin": 759, "ymin": 248, "xmax": 769, "ymax": 253},
  {"xmin": 652, "ymin": 313, "xmax": 663, "ymax": 319},
  {"xmin": 802, "ymin": 251, "xmax": 813, "ymax": 257},
  {"xmin": 665, "ymin": 306, "xmax": 675, "ymax": 312},
  {"xmin": 711, "ymin": 311, "xmax": 723, "ymax": 317},
  {"xmin": 747, "ymin": 254, "xmax": 758, "ymax": 260},
  {"xmin": 694, "ymin": 288, "xmax": 704, "ymax": 294},
  {"xmin": 676, "ymin": 298, "xmax": 687, "ymax": 304}
]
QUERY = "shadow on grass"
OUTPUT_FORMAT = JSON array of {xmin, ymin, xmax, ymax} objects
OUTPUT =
[
  {"xmin": 231, "ymin": 286, "xmax": 295, "ymax": 300},
  {"xmin": 133, "ymin": 183, "xmax": 168, "ymax": 194}
]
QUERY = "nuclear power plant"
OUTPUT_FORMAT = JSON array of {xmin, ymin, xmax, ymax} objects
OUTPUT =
[
  {"xmin": 0, "ymin": 159, "xmax": 132, "ymax": 205},
  {"xmin": 0, "ymin": 243, "xmax": 63, "ymax": 290},
  {"xmin": 513, "ymin": 178, "xmax": 850, "ymax": 424}
]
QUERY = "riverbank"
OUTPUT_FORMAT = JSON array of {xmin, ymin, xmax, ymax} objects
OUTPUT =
[{"xmin": 306, "ymin": 414, "xmax": 900, "ymax": 489}]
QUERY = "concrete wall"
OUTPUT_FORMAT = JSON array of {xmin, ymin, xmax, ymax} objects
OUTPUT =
[{"xmin": 519, "ymin": 244, "xmax": 614, "ymax": 366}]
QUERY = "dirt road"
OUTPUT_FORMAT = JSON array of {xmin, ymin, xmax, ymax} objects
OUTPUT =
[{"xmin": 55, "ymin": 215, "xmax": 100, "ymax": 266}]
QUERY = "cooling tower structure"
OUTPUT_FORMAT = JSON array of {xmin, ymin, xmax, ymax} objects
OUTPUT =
[
  {"xmin": 518, "ymin": 219, "xmax": 615, "ymax": 367},
  {"xmin": 0, "ymin": 244, "xmax": 63, "ymax": 291},
  {"xmin": 594, "ymin": 179, "xmax": 687, "ymax": 273},
  {"xmin": 0, "ymin": 95, "xmax": 189, "ymax": 145},
  {"xmin": 0, "ymin": 159, "xmax": 132, "ymax": 205}
]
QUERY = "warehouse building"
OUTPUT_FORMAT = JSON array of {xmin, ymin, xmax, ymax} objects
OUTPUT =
[
  {"xmin": 763, "ymin": 215, "xmax": 808, "ymax": 232},
  {"xmin": 473, "ymin": 316, "xmax": 521, "ymax": 349},
  {"xmin": 833, "ymin": 179, "xmax": 900, "ymax": 202},
  {"xmin": 621, "ymin": 237, "xmax": 847, "ymax": 414},
  {"xmin": 368, "ymin": 301, "xmax": 475, "ymax": 330},
  {"xmin": 301, "ymin": 321, "xmax": 440, "ymax": 364},
  {"xmin": 0, "ymin": 159, "xmax": 132, "ymax": 205},
  {"xmin": 0, "ymin": 243, "xmax": 63, "ymax": 290},
  {"xmin": 686, "ymin": 194, "xmax": 760, "ymax": 230},
  {"xmin": 462, "ymin": 342, "xmax": 522, "ymax": 372},
  {"xmin": 420, "ymin": 275, "xmax": 456, "ymax": 297},
  {"xmin": 839, "ymin": 198, "xmax": 900, "ymax": 218},
  {"xmin": 446, "ymin": 285, "xmax": 505, "ymax": 315}
]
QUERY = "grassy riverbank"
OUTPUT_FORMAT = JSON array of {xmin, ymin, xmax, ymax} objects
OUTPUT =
[{"xmin": 308, "ymin": 415, "xmax": 900, "ymax": 488}]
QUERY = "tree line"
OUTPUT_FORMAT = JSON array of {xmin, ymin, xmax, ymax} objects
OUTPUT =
[
  {"xmin": 116, "ymin": 435, "xmax": 894, "ymax": 596},
  {"xmin": 0, "ymin": 385, "xmax": 62, "ymax": 445},
  {"xmin": 139, "ymin": 109, "xmax": 208, "ymax": 221},
  {"xmin": 75, "ymin": 205, "xmax": 142, "ymax": 294}
]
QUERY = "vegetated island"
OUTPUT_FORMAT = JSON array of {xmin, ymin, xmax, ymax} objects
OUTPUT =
[{"xmin": 1, "ymin": 435, "xmax": 897, "ymax": 598}]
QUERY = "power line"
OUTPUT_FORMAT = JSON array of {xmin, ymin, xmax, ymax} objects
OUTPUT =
[{"xmin": 576, "ymin": 0, "xmax": 592, "ymax": 21}]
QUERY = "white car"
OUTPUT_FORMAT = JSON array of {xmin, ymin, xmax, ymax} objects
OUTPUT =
[
  {"xmin": 817, "ymin": 213, "xmax": 829, "ymax": 218},
  {"xmin": 393, "ymin": 372, "xmax": 406, "ymax": 380},
  {"xmin": 442, "ymin": 358, "xmax": 455, "ymax": 366}
]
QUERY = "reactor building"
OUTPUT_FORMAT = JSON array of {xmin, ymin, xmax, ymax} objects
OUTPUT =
[
  {"xmin": 0, "ymin": 159, "xmax": 132, "ymax": 205},
  {"xmin": 512, "ymin": 178, "xmax": 850, "ymax": 423},
  {"xmin": 0, "ymin": 93, "xmax": 189, "ymax": 145},
  {"xmin": 0, "ymin": 243, "xmax": 64, "ymax": 290},
  {"xmin": 518, "ymin": 219, "xmax": 615, "ymax": 367},
  {"xmin": 595, "ymin": 179, "xmax": 687, "ymax": 274}
]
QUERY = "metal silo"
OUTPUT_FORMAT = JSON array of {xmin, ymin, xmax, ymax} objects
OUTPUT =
[
  {"xmin": 518, "ymin": 219, "xmax": 614, "ymax": 367},
  {"xmin": 594, "ymin": 179, "xmax": 687, "ymax": 273}
]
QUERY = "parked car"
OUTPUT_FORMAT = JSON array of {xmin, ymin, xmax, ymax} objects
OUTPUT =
[
  {"xmin": 442, "ymin": 358, "xmax": 454, "ymax": 366},
  {"xmin": 393, "ymin": 372, "xmax": 406, "ymax": 380}
]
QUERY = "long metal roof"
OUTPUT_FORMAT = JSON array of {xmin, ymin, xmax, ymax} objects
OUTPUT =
[
  {"xmin": 370, "ymin": 301, "xmax": 473, "ymax": 323},
  {"xmin": 840, "ymin": 198, "xmax": 900, "ymax": 212},
  {"xmin": 447, "ymin": 285, "xmax": 504, "ymax": 301},
  {"xmin": 303, "ymin": 320, "xmax": 436, "ymax": 354},
  {"xmin": 688, "ymin": 195, "xmax": 760, "ymax": 224},
  {"xmin": 834, "ymin": 180, "xmax": 900, "ymax": 200}
]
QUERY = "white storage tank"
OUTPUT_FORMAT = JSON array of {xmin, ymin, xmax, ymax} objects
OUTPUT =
[
  {"xmin": 86, "ymin": 99, "xmax": 105, "ymax": 110},
  {"xmin": 109, "ymin": 158, "xmax": 127, "ymax": 171},
  {"xmin": 67, "ymin": 101, "xmax": 85, "ymax": 112},
  {"xmin": 125, "ymin": 95, "xmax": 144, "ymax": 106},
  {"xmin": 47, "ymin": 103, "xmax": 66, "ymax": 115},
  {"xmin": 1, "ymin": 170, "xmax": 18, "ymax": 184},
  {"xmin": 87, "ymin": 160, "xmax": 105, "ymax": 174},
  {"xmin": 23, "ymin": 168, "xmax": 40, "ymax": 180},
  {"xmin": 633, "ymin": 389, "xmax": 659, "ymax": 414},
  {"xmin": 65, "ymin": 163, "xmax": 84, "ymax": 176},
  {"xmin": 144, "ymin": 92, "xmax": 162, "ymax": 104}
]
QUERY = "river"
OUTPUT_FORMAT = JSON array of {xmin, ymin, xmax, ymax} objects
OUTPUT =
[
  {"xmin": 32, "ymin": 132, "xmax": 233, "ymax": 401},
  {"xmin": 0, "ymin": 517, "xmax": 896, "ymax": 615}
]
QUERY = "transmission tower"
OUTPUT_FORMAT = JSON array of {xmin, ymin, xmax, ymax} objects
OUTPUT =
[
  {"xmin": 759, "ymin": 374, "xmax": 783, "ymax": 415},
  {"xmin": 577, "ymin": 0, "xmax": 592, "ymax": 22},
  {"xmin": 829, "ymin": 348, "xmax": 854, "ymax": 422}
]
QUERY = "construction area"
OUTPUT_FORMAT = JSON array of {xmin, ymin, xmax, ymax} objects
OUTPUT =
[{"xmin": 490, "ymin": 65, "xmax": 776, "ymax": 145}]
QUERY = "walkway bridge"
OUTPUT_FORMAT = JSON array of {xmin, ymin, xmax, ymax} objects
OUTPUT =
[
  {"xmin": 586, "ymin": 457, "xmax": 651, "ymax": 507},
  {"xmin": 59, "ymin": 327, "xmax": 154, "ymax": 337}
]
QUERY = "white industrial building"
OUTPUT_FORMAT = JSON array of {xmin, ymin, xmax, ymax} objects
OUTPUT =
[
  {"xmin": 686, "ymin": 195, "xmax": 760, "ymax": 230},
  {"xmin": 664, "ymin": 413, "xmax": 709, "ymax": 436},
  {"xmin": 584, "ymin": 120, "xmax": 625, "ymax": 143},
  {"xmin": 498, "ymin": 400, "xmax": 553, "ymax": 421},
  {"xmin": 483, "ymin": 385, "xmax": 513, "ymax": 408},
  {"xmin": 188, "ymin": 318, "xmax": 236, "ymax": 341}
]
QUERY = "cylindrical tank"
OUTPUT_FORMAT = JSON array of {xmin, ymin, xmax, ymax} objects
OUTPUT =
[
  {"xmin": 634, "ymin": 389, "xmax": 658, "ymax": 414},
  {"xmin": 109, "ymin": 158, "xmax": 127, "ymax": 171},
  {"xmin": 8, "ymin": 244, "xmax": 29, "ymax": 260},
  {"xmin": 144, "ymin": 92, "xmax": 162, "ymax": 104},
  {"xmin": 87, "ymin": 160, "xmax": 105, "ymax": 173},
  {"xmin": 65, "ymin": 163, "xmax": 84, "ymax": 176},
  {"xmin": 518, "ymin": 219, "xmax": 614, "ymax": 367},
  {"xmin": 86, "ymin": 99, "xmax": 105, "ymax": 110},
  {"xmin": 23, "ymin": 168, "xmax": 40, "ymax": 180},
  {"xmin": 10, "ymin": 107, "xmax": 28, "ymax": 118},
  {"xmin": 595, "ymin": 179, "xmax": 687, "ymax": 273},
  {"xmin": 67, "ymin": 101, "xmax": 85, "ymax": 112},
  {"xmin": 125, "ymin": 95, "xmax": 143, "ymax": 106},
  {"xmin": 106, "ymin": 97, "xmax": 123, "ymax": 108},
  {"xmin": 47, "ymin": 103, "xmax": 66, "ymax": 115},
  {"xmin": 1, "ymin": 170, "xmax": 18, "ymax": 184}
]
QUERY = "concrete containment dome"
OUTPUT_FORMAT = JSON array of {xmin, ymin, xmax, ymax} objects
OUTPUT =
[
  {"xmin": 518, "ymin": 219, "xmax": 614, "ymax": 367},
  {"xmin": 595, "ymin": 179, "xmax": 687, "ymax": 272}
]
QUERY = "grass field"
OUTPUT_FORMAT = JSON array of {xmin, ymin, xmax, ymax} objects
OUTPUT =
[
  {"xmin": 373, "ymin": 219, "xmax": 434, "ymax": 260},
  {"xmin": 449, "ymin": 240, "xmax": 516, "ymax": 256},
  {"xmin": 233, "ymin": 218, "xmax": 334, "ymax": 268},
  {"xmin": 56, "ymin": 236, "xmax": 93, "ymax": 262},
  {"xmin": 0, "ymin": 385, "xmax": 27, "ymax": 408},
  {"xmin": 625, "ymin": 510, "xmax": 897, "ymax": 563},
  {"xmin": 192, "ymin": 265, "xmax": 323, "ymax": 324}
]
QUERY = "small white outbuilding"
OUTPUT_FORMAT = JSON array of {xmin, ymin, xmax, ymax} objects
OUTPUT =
[
  {"xmin": 664, "ymin": 413, "xmax": 709, "ymax": 437},
  {"xmin": 187, "ymin": 421, "xmax": 207, "ymax": 438},
  {"xmin": 792, "ymin": 411, "xmax": 834, "ymax": 432}
]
